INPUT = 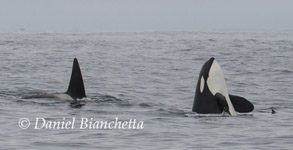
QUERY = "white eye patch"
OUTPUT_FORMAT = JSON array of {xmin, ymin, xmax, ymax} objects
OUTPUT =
[{"xmin": 200, "ymin": 76, "xmax": 204, "ymax": 93}]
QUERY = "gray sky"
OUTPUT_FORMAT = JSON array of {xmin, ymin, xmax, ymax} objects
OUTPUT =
[{"xmin": 0, "ymin": 0, "xmax": 292, "ymax": 32}]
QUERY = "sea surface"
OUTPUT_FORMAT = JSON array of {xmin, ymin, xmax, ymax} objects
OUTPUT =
[{"xmin": 0, "ymin": 31, "xmax": 293, "ymax": 150}]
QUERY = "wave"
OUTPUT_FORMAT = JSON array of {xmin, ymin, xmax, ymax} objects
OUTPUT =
[{"xmin": 185, "ymin": 112, "xmax": 253, "ymax": 118}]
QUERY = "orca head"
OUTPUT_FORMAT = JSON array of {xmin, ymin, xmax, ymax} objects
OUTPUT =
[
  {"xmin": 197, "ymin": 57, "xmax": 215, "ymax": 93},
  {"xmin": 65, "ymin": 58, "xmax": 86, "ymax": 100},
  {"xmin": 193, "ymin": 57, "xmax": 237, "ymax": 116}
]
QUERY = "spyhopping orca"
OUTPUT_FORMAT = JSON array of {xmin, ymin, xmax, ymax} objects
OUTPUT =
[
  {"xmin": 192, "ymin": 57, "xmax": 254, "ymax": 116},
  {"xmin": 23, "ymin": 58, "xmax": 86, "ymax": 101}
]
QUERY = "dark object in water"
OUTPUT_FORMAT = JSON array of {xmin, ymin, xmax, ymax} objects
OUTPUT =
[{"xmin": 271, "ymin": 109, "xmax": 276, "ymax": 114}]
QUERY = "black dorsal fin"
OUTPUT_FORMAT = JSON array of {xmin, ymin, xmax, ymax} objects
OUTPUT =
[{"xmin": 66, "ymin": 58, "xmax": 86, "ymax": 99}]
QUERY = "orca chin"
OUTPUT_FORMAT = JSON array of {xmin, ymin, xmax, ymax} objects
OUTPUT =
[
  {"xmin": 22, "ymin": 58, "xmax": 86, "ymax": 101},
  {"xmin": 192, "ymin": 57, "xmax": 254, "ymax": 116}
]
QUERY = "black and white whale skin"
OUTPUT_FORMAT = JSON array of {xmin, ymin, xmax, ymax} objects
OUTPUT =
[
  {"xmin": 23, "ymin": 58, "xmax": 86, "ymax": 101},
  {"xmin": 192, "ymin": 57, "xmax": 254, "ymax": 116}
]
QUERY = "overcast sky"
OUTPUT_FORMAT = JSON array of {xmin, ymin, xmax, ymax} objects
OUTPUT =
[{"xmin": 0, "ymin": 0, "xmax": 292, "ymax": 32}]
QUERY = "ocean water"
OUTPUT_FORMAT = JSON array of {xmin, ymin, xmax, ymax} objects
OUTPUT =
[{"xmin": 0, "ymin": 31, "xmax": 293, "ymax": 150}]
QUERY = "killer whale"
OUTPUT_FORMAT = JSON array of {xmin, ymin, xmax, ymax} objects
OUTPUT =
[
  {"xmin": 23, "ymin": 58, "xmax": 86, "ymax": 101},
  {"xmin": 192, "ymin": 57, "xmax": 254, "ymax": 116}
]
